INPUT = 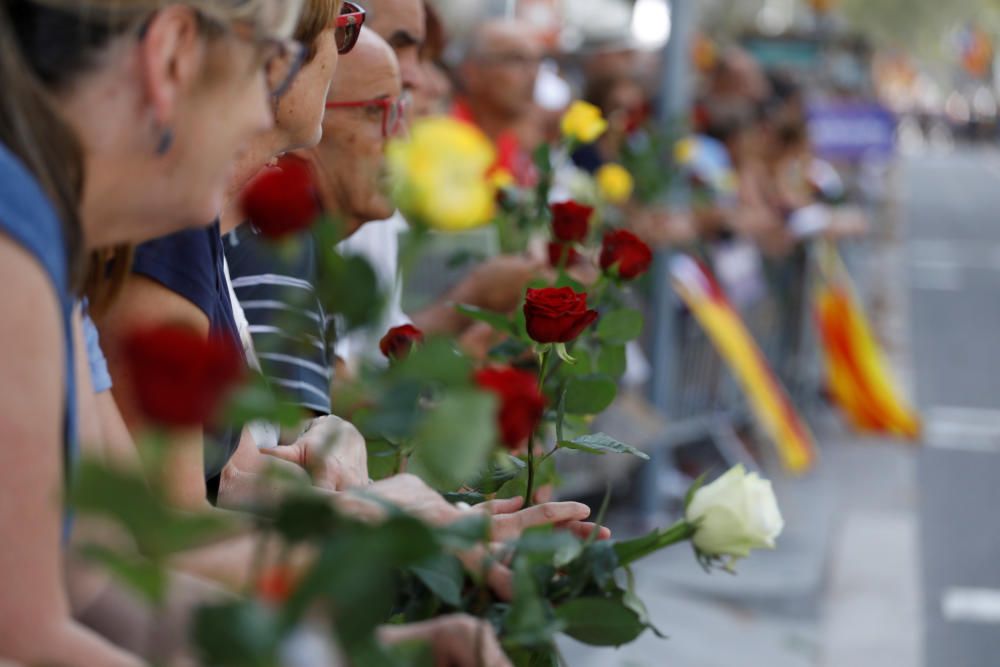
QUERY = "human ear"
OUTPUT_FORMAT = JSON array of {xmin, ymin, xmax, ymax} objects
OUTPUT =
[{"xmin": 136, "ymin": 6, "xmax": 206, "ymax": 132}]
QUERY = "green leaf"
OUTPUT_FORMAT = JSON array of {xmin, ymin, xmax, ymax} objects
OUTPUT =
[
  {"xmin": 391, "ymin": 337, "xmax": 473, "ymax": 388},
  {"xmin": 559, "ymin": 433, "xmax": 650, "ymax": 460},
  {"xmin": 596, "ymin": 343, "xmax": 627, "ymax": 379},
  {"xmin": 366, "ymin": 438, "xmax": 402, "ymax": 482},
  {"xmin": 70, "ymin": 459, "xmax": 237, "ymax": 558},
  {"xmin": 317, "ymin": 252, "xmax": 384, "ymax": 332},
  {"xmin": 557, "ymin": 347, "xmax": 593, "ymax": 378},
  {"xmin": 80, "ymin": 545, "xmax": 169, "ymax": 606},
  {"xmin": 503, "ymin": 560, "xmax": 563, "ymax": 647},
  {"xmin": 469, "ymin": 454, "xmax": 527, "ymax": 494},
  {"xmin": 193, "ymin": 600, "xmax": 280, "ymax": 667},
  {"xmin": 455, "ymin": 304, "xmax": 514, "ymax": 335},
  {"xmin": 410, "ymin": 554, "xmax": 465, "ymax": 607},
  {"xmin": 597, "ymin": 309, "xmax": 644, "ymax": 344},
  {"xmin": 554, "ymin": 597, "xmax": 646, "ymax": 647},
  {"xmin": 407, "ymin": 390, "xmax": 498, "ymax": 491},
  {"xmin": 435, "ymin": 514, "xmax": 491, "ymax": 551},
  {"xmin": 442, "ymin": 490, "xmax": 487, "ymax": 505},
  {"xmin": 272, "ymin": 492, "xmax": 339, "ymax": 543},
  {"xmin": 563, "ymin": 375, "xmax": 618, "ymax": 415},
  {"xmin": 225, "ymin": 380, "xmax": 305, "ymax": 429}
]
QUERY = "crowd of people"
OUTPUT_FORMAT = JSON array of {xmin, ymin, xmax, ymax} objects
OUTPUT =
[{"xmin": 0, "ymin": 0, "xmax": 862, "ymax": 665}]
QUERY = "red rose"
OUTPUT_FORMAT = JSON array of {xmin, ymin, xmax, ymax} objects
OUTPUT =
[
  {"xmin": 547, "ymin": 242, "xmax": 580, "ymax": 268},
  {"xmin": 599, "ymin": 229, "xmax": 653, "ymax": 280},
  {"xmin": 523, "ymin": 286, "xmax": 598, "ymax": 344},
  {"xmin": 240, "ymin": 155, "xmax": 321, "ymax": 240},
  {"xmin": 550, "ymin": 200, "xmax": 593, "ymax": 243},
  {"xmin": 474, "ymin": 366, "xmax": 547, "ymax": 449},
  {"xmin": 122, "ymin": 325, "xmax": 245, "ymax": 428},
  {"xmin": 379, "ymin": 324, "xmax": 424, "ymax": 361},
  {"xmin": 256, "ymin": 565, "xmax": 295, "ymax": 605}
]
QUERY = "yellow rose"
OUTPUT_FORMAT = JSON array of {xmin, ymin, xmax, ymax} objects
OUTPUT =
[
  {"xmin": 560, "ymin": 100, "xmax": 608, "ymax": 144},
  {"xmin": 388, "ymin": 117, "xmax": 498, "ymax": 232},
  {"xmin": 674, "ymin": 137, "xmax": 697, "ymax": 165},
  {"xmin": 595, "ymin": 163, "xmax": 634, "ymax": 204}
]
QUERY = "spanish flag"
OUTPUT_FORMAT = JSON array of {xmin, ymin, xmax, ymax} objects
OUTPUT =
[
  {"xmin": 814, "ymin": 243, "xmax": 921, "ymax": 439},
  {"xmin": 671, "ymin": 255, "xmax": 818, "ymax": 473}
]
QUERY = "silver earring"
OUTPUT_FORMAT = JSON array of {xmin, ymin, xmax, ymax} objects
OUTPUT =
[{"xmin": 155, "ymin": 128, "xmax": 174, "ymax": 156}]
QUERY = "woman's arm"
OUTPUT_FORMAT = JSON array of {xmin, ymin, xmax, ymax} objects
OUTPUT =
[
  {"xmin": 0, "ymin": 237, "xmax": 142, "ymax": 667},
  {"xmin": 97, "ymin": 275, "xmax": 214, "ymax": 511}
]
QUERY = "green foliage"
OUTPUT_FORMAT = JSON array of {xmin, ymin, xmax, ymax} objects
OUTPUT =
[
  {"xmin": 194, "ymin": 600, "xmax": 282, "ymax": 667},
  {"xmin": 407, "ymin": 390, "xmax": 498, "ymax": 491},
  {"xmin": 559, "ymin": 433, "xmax": 650, "ymax": 460},
  {"xmin": 563, "ymin": 374, "xmax": 618, "ymax": 415},
  {"xmin": 555, "ymin": 597, "xmax": 646, "ymax": 647},
  {"xmin": 70, "ymin": 459, "xmax": 238, "ymax": 560},
  {"xmin": 597, "ymin": 309, "xmax": 645, "ymax": 344},
  {"xmin": 410, "ymin": 554, "xmax": 466, "ymax": 607},
  {"xmin": 455, "ymin": 304, "xmax": 515, "ymax": 336}
]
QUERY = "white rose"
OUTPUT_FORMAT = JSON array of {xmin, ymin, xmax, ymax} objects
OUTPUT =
[{"xmin": 685, "ymin": 465, "xmax": 784, "ymax": 560}]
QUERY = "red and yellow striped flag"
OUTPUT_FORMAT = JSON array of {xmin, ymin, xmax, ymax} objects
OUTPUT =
[
  {"xmin": 814, "ymin": 244, "xmax": 921, "ymax": 439},
  {"xmin": 670, "ymin": 255, "xmax": 818, "ymax": 473}
]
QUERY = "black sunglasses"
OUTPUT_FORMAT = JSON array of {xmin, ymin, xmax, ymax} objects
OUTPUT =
[{"xmin": 336, "ymin": 1, "xmax": 366, "ymax": 55}]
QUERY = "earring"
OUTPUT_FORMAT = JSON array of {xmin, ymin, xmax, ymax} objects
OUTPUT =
[{"xmin": 155, "ymin": 128, "xmax": 174, "ymax": 156}]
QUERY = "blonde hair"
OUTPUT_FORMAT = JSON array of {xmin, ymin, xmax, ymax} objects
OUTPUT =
[
  {"xmin": 0, "ymin": 0, "xmax": 303, "ymax": 303},
  {"xmin": 296, "ymin": 0, "xmax": 342, "ymax": 61}
]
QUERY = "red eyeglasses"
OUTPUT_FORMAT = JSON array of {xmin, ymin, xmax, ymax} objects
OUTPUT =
[
  {"xmin": 326, "ymin": 95, "xmax": 409, "ymax": 137},
  {"xmin": 336, "ymin": 1, "xmax": 366, "ymax": 54}
]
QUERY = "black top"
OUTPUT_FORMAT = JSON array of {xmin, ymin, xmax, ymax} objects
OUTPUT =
[{"xmin": 132, "ymin": 221, "xmax": 243, "ymax": 502}]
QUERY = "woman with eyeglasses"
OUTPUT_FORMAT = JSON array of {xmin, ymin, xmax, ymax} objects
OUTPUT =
[
  {"xmin": 88, "ymin": 0, "xmax": 356, "ymax": 576},
  {"xmin": 0, "ymin": 0, "xmax": 305, "ymax": 663}
]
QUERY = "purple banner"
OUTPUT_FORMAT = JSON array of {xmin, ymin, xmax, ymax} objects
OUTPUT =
[{"xmin": 807, "ymin": 102, "xmax": 897, "ymax": 162}]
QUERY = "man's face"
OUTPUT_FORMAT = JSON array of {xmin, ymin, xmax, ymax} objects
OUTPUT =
[
  {"xmin": 364, "ymin": 0, "xmax": 426, "ymax": 93},
  {"xmin": 307, "ymin": 35, "xmax": 403, "ymax": 235},
  {"xmin": 462, "ymin": 23, "xmax": 542, "ymax": 119}
]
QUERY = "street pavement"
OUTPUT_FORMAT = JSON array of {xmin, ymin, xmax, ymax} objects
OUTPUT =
[
  {"xmin": 561, "ymin": 146, "xmax": 1000, "ymax": 666},
  {"xmin": 905, "ymin": 148, "xmax": 1000, "ymax": 667}
]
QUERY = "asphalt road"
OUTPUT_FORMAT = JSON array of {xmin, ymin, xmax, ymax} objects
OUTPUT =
[{"xmin": 905, "ymin": 147, "xmax": 1000, "ymax": 667}]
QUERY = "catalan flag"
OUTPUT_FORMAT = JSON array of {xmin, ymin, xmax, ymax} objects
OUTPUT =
[
  {"xmin": 813, "ymin": 243, "xmax": 921, "ymax": 439},
  {"xmin": 670, "ymin": 255, "xmax": 818, "ymax": 473}
]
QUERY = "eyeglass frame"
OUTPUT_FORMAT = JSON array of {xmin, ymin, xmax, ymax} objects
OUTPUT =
[
  {"xmin": 336, "ymin": 1, "xmax": 367, "ymax": 55},
  {"xmin": 325, "ymin": 94, "xmax": 410, "ymax": 138}
]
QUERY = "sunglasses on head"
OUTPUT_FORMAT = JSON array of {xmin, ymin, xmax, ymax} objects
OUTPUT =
[{"xmin": 336, "ymin": 1, "xmax": 366, "ymax": 55}]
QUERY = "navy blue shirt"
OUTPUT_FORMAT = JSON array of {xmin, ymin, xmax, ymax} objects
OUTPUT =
[
  {"xmin": 0, "ymin": 142, "xmax": 77, "ymax": 537},
  {"xmin": 132, "ymin": 221, "xmax": 242, "ymax": 501}
]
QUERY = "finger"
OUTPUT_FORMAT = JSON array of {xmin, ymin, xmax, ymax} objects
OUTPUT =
[
  {"xmin": 259, "ymin": 445, "xmax": 302, "ymax": 466},
  {"xmin": 474, "ymin": 623, "xmax": 514, "ymax": 667},
  {"xmin": 477, "ymin": 496, "xmax": 524, "ymax": 516},
  {"xmin": 492, "ymin": 502, "xmax": 592, "ymax": 541},
  {"xmin": 484, "ymin": 562, "xmax": 513, "ymax": 601},
  {"xmin": 555, "ymin": 520, "xmax": 612, "ymax": 541}
]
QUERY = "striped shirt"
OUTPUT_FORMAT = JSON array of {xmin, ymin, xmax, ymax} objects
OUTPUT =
[{"xmin": 224, "ymin": 224, "xmax": 333, "ymax": 415}]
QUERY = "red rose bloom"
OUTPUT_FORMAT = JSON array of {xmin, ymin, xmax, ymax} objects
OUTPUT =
[
  {"xmin": 256, "ymin": 565, "xmax": 295, "ymax": 605},
  {"xmin": 240, "ymin": 155, "xmax": 321, "ymax": 240},
  {"xmin": 474, "ymin": 366, "xmax": 547, "ymax": 449},
  {"xmin": 379, "ymin": 324, "xmax": 424, "ymax": 361},
  {"xmin": 547, "ymin": 242, "xmax": 580, "ymax": 268},
  {"xmin": 122, "ymin": 325, "xmax": 245, "ymax": 428},
  {"xmin": 550, "ymin": 200, "xmax": 593, "ymax": 243},
  {"xmin": 599, "ymin": 229, "xmax": 653, "ymax": 280},
  {"xmin": 523, "ymin": 286, "xmax": 598, "ymax": 344}
]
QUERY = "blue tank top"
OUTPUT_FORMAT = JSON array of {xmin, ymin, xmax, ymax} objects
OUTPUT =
[{"xmin": 0, "ymin": 142, "xmax": 78, "ymax": 536}]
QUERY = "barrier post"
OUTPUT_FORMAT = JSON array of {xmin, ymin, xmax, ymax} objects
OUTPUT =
[{"xmin": 638, "ymin": 0, "xmax": 697, "ymax": 525}]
